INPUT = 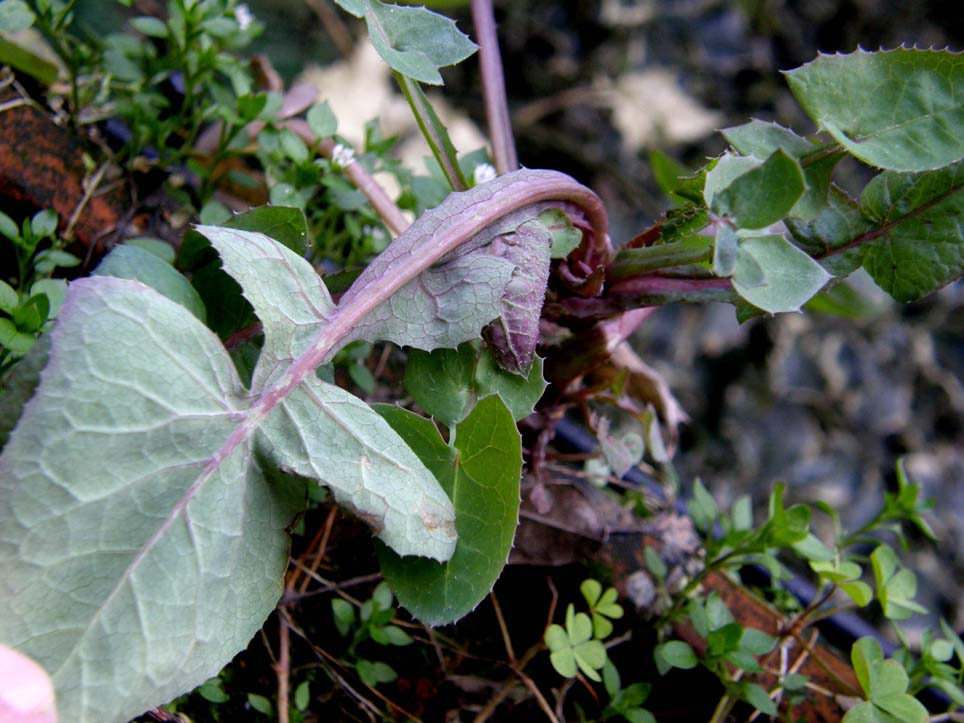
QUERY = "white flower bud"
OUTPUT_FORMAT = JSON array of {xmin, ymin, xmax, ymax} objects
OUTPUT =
[
  {"xmin": 331, "ymin": 143, "xmax": 356, "ymax": 169},
  {"xmin": 234, "ymin": 4, "xmax": 254, "ymax": 31},
  {"xmin": 473, "ymin": 163, "xmax": 497, "ymax": 186}
]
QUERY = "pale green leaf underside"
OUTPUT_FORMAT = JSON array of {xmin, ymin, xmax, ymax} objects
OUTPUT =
[
  {"xmin": 596, "ymin": 416, "xmax": 644, "ymax": 478},
  {"xmin": 346, "ymin": 252, "xmax": 514, "ymax": 351},
  {"xmin": 733, "ymin": 234, "xmax": 832, "ymax": 313},
  {"xmin": 703, "ymin": 154, "xmax": 759, "ymax": 209},
  {"xmin": 785, "ymin": 48, "xmax": 964, "ymax": 172},
  {"xmin": 0, "ymin": 218, "xmax": 470, "ymax": 718},
  {"xmin": 0, "ymin": 278, "xmax": 301, "ymax": 723},
  {"xmin": 336, "ymin": 198, "xmax": 560, "ymax": 355},
  {"xmin": 195, "ymin": 225, "xmax": 459, "ymax": 560},
  {"xmin": 0, "ymin": 334, "xmax": 49, "ymax": 449},
  {"xmin": 195, "ymin": 226, "xmax": 335, "ymax": 390},
  {"xmin": 93, "ymin": 244, "xmax": 207, "ymax": 322},
  {"xmin": 260, "ymin": 375, "xmax": 457, "ymax": 556},
  {"xmin": 333, "ymin": 0, "xmax": 364, "ymax": 18},
  {"xmin": 377, "ymin": 396, "xmax": 521, "ymax": 626}
]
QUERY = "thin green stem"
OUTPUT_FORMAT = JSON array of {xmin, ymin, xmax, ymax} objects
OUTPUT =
[
  {"xmin": 394, "ymin": 71, "xmax": 468, "ymax": 191},
  {"xmin": 607, "ymin": 237, "xmax": 713, "ymax": 280},
  {"xmin": 708, "ymin": 687, "xmax": 738, "ymax": 723}
]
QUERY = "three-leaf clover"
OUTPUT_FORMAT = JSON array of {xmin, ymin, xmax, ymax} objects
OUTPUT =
[
  {"xmin": 871, "ymin": 545, "xmax": 927, "ymax": 621},
  {"xmin": 581, "ymin": 578, "xmax": 625, "ymax": 639},
  {"xmin": 842, "ymin": 637, "xmax": 928, "ymax": 723},
  {"xmin": 545, "ymin": 603, "xmax": 608, "ymax": 681}
]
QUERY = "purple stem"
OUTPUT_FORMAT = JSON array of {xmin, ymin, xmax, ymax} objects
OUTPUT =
[
  {"xmin": 471, "ymin": 0, "xmax": 518, "ymax": 174},
  {"xmin": 547, "ymin": 276, "xmax": 734, "ymax": 319}
]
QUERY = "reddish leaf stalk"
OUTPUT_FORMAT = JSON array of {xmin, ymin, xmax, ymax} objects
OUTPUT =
[{"xmin": 547, "ymin": 276, "xmax": 734, "ymax": 319}]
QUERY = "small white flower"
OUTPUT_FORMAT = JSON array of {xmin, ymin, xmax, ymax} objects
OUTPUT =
[
  {"xmin": 473, "ymin": 163, "xmax": 497, "ymax": 186},
  {"xmin": 234, "ymin": 3, "xmax": 254, "ymax": 31},
  {"xmin": 363, "ymin": 225, "xmax": 387, "ymax": 242},
  {"xmin": 331, "ymin": 143, "xmax": 356, "ymax": 168}
]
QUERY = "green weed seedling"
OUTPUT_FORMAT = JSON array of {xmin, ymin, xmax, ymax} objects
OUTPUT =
[
  {"xmin": 0, "ymin": 208, "xmax": 77, "ymax": 374},
  {"xmin": 655, "ymin": 593, "xmax": 779, "ymax": 718},
  {"xmin": 330, "ymin": 582, "xmax": 413, "ymax": 688},
  {"xmin": 600, "ymin": 659, "xmax": 657, "ymax": 723}
]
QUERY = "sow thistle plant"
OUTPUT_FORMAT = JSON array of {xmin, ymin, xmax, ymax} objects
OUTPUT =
[{"xmin": 0, "ymin": 0, "xmax": 962, "ymax": 721}]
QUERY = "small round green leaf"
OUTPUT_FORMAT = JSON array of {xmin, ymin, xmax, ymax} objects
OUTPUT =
[
  {"xmin": 655, "ymin": 640, "xmax": 699, "ymax": 670},
  {"xmin": 732, "ymin": 234, "xmax": 831, "ymax": 313},
  {"xmin": 0, "ymin": 0, "xmax": 35, "ymax": 32},
  {"xmin": 130, "ymin": 16, "xmax": 169, "ymax": 38},
  {"xmin": 742, "ymin": 683, "xmax": 777, "ymax": 717},
  {"xmin": 580, "ymin": 579, "xmax": 603, "ymax": 607},
  {"xmin": 294, "ymin": 680, "xmax": 310, "ymax": 711},
  {"xmin": 0, "ymin": 280, "xmax": 18, "ymax": 314},
  {"xmin": 307, "ymin": 101, "xmax": 338, "ymax": 138},
  {"xmin": 247, "ymin": 693, "xmax": 274, "ymax": 715}
]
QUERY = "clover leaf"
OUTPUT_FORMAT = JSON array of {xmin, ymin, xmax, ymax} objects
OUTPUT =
[
  {"xmin": 545, "ymin": 604, "xmax": 608, "ymax": 681},
  {"xmin": 580, "ymin": 579, "xmax": 625, "ymax": 639},
  {"xmin": 843, "ymin": 637, "xmax": 928, "ymax": 723},
  {"xmin": 871, "ymin": 545, "xmax": 928, "ymax": 621}
]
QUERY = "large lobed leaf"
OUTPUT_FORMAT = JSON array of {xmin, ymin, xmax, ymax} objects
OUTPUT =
[
  {"xmin": 0, "ymin": 228, "xmax": 482, "ymax": 720},
  {"xmin": 0, "ymin": 277, "xmax": 303, "ymax": 723},
  {"xmin": 785, "ymin": 48, "xmax": 964, "ymax": 172}
]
